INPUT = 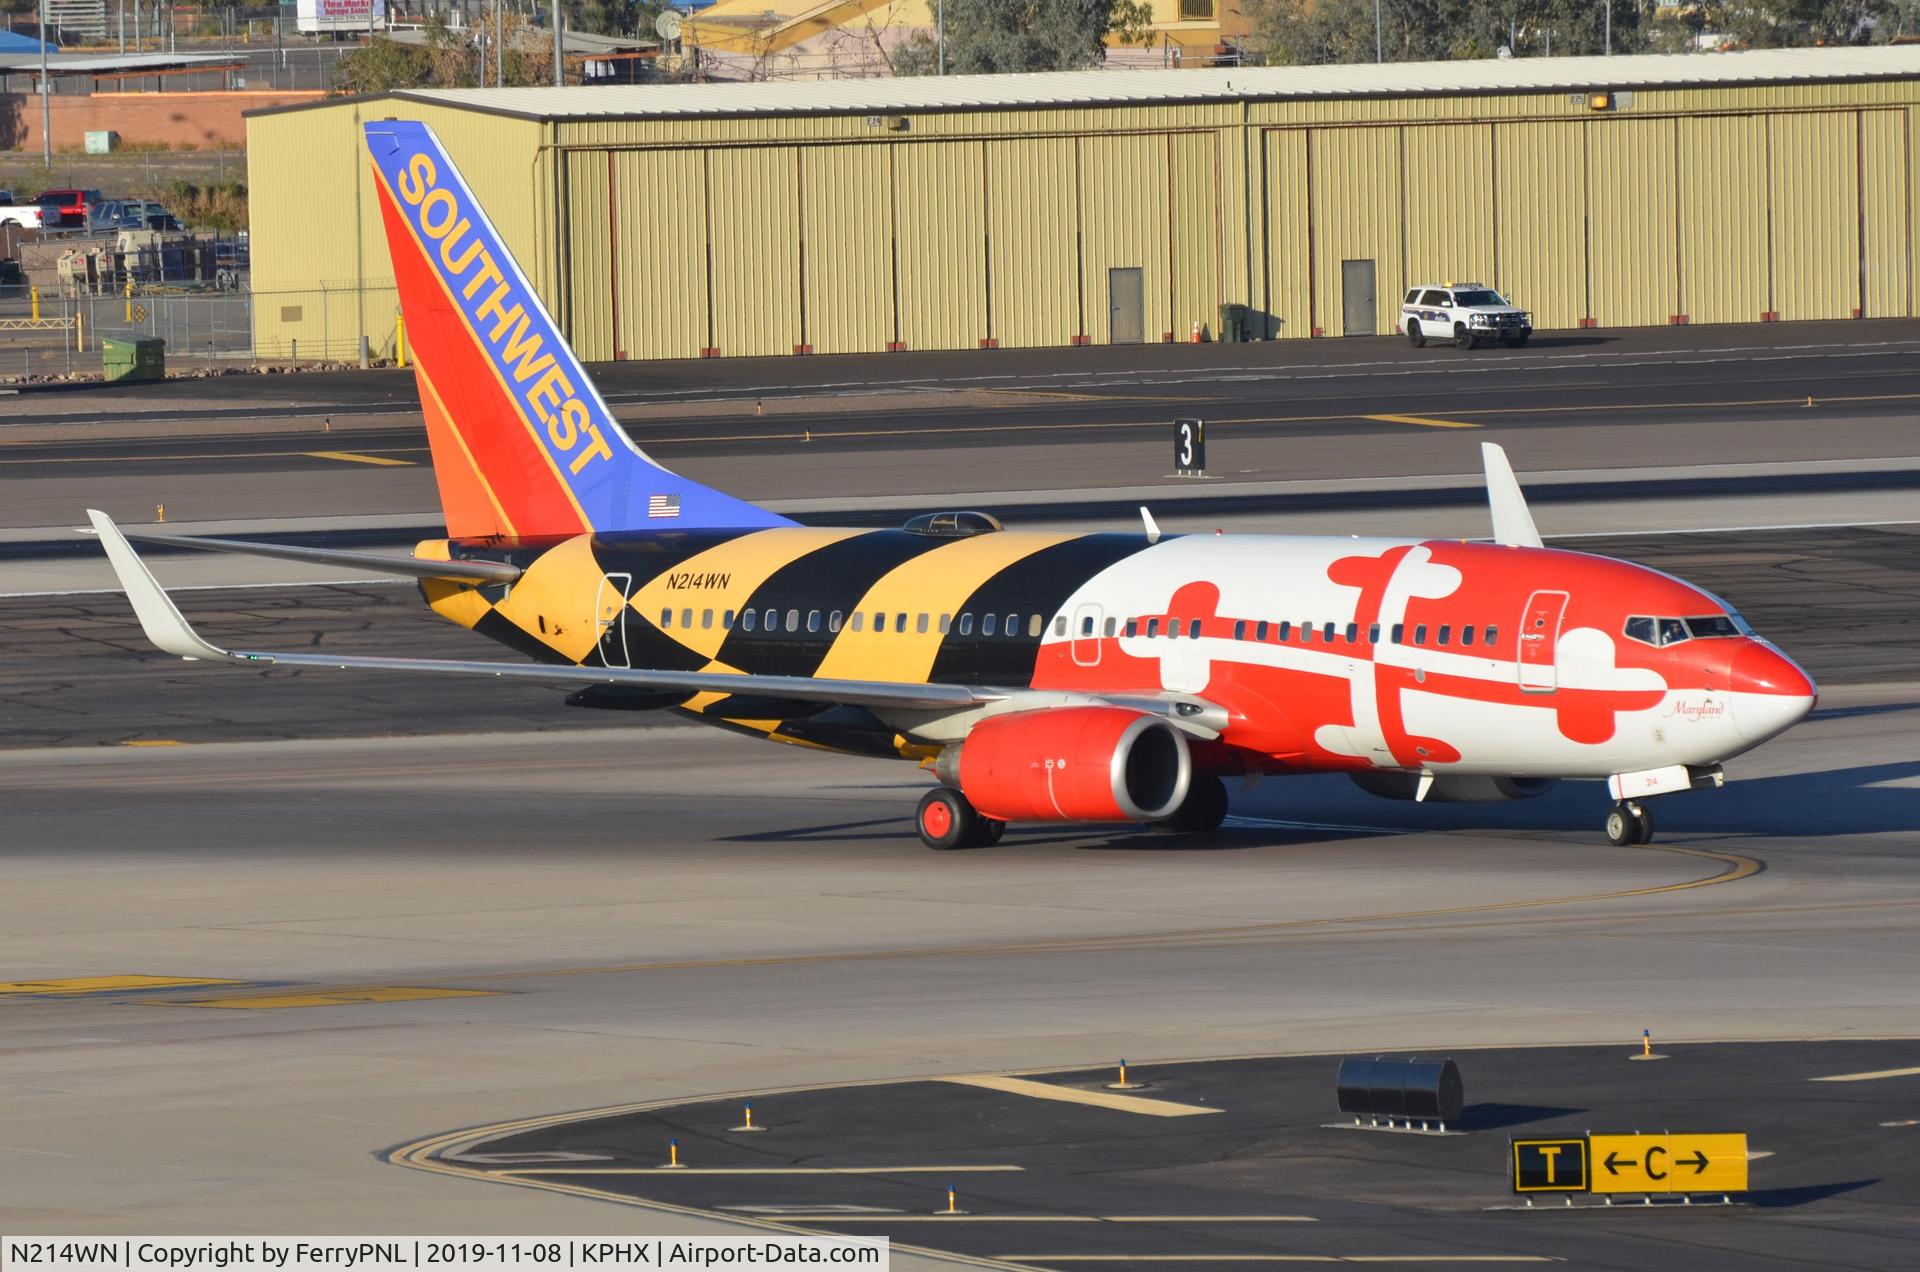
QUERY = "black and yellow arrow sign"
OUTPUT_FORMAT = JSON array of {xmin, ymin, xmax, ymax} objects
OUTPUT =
[{"xmin": 1588, "ymin": 1134, "xmax": 1748, "ymax": 1194}]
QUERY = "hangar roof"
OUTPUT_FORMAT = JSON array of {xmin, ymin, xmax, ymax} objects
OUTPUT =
[{"xmin": 373, "ymin": 45, "xmax": 1920, "ymax": 122}]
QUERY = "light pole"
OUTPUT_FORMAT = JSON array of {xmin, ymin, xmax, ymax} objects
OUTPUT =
[
  {"xmin": 1605, "ymin": 1, "xmax": 1613, "ymax": 56},
  {"xmin": 39, "ymin": 0, "xmax": 51, "ymax": 170},
  {"xmin": 495, "ymin": 0, "xmax": 503, "ymax": 87},
  {"xmin": 1374, "ymin": 0, "xmax": 1382, "ymax": 63},
  {"xmin": 552, "ymin": 0, "xmax": 562, "ymax": 86},
  {"xmin": 937, "ymin": 0, "xmax": 945, "ymax": 75}
]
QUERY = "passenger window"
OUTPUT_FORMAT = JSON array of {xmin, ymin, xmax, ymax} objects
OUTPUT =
[
  {"xmin": 1368, "ymin": 623, "xmax": 1381, "ymax": 644},
  {"xmin": 1256, "ymin": 621, "xmax": 1269, "ymax": 641},
  {"xmin": 1004, "ymin": 613, "xmax": 1018, "ymax": 636},
  {"xmin": 660, "ymin": 608, "xmax": 672, "ymax": 628},
  {"xmin": 1278, "ymin": 621, "xmax": 1291, "ymax": 641},
  {"xmin": 742, "ymin": 609, "xmax": 757, "ymax": 632},
  {"xmin": 1323, "ymin": 622, "xmax": 1337, "ymax": 643},
  {"xmin": 1028, "ymin": 614, "xmax": 1043, "ymax": 638},
  {"xmin": 764, "ymin": 608, "xmax": 778, "ymax": 631},
  {"xmin": 785, "ymin": 609, "xmax": 800, "ymax": 633},
  {"xmin": 1391, "ymin": 623, "xmax": 1403, "ymax": 644},
  {"xmin": 917, "ymin": 613, "xmax": 930, "ymax": 634},
  {"xmin": 1103, "ymin": 617, "xmax": 1117, "ymax": 637},
  {"xmin": 940, "ymin": 614, "xmax": 952, "ymax": 634},
  {"xmin": 1345, "ymin": 623, "xmax": 1358, "ymax": 643},
  {"xmin": 681, "ymin": 608, "xmax": 694, "ymax": 629},
  {"xmin": 722, "ymin": 610, "xmax": 735, "ymax": 630},
  {"xmin": 701, "ymin": 609, "xmax": 714, "ymax": 629},
  {"xmin": 1169, "ymin": 618, "xmax": 1183, "ymax": 638},
  {"xmin": 959, "ymin": 613, "xmax": 974, "ymax": 636},
  {"xmin": 1079, "ymin": 615, "xmax": 1094, "ymax": 637},
  {"xmin": 1234, "ymin": 620, "xmax": 1246, "ymax": 641},
  {"xmin": 1191, "ymin": 619, "xmax": 1205, "ymax": 639},
  {"xmin": 1058, "ymin": 616, "xmax": 1071, "ymax": 637},
  {"xmin": 1124, "ymin": 618, "xmax": 1138, "ymax": 638},
  {"xmin": 1437, "ymin": 624, "xmax": 1451, "ymax": 646},
  {"xmin": 897, "ymin": 613, "xmax": 910, "ymax": 633},
  {"xmin": 1421, "ymin": 289, "xmax": 1449, "ymax": 306},
  {"xmin": 806, "ymin": 610, "xmax": 821, "ymax": 633},
  {"xmin": 1301, "ymin": 623, "xmax": 1313, "ymax": 643},
  {"xmin": 984, "ymin": 614, "xmax": 999, "ymax": 636},
  {"xmin": 1414, "ymin": 624, "xmax": 1428, "ymax": 645},
  {"xmin": 1146, "ymin": 618, "xmax": 1160, "ymax": 638},
  {"xmin": 829, "ymin": 611, "xmax": 844, "ymax": 633},
  {"xmin": 851, "ymin": 611, "xmax": 864, "ymax": 633},
  {"xmin": 1484, "ymin": 624, "xmax": 1499, "ymax": 648},
  {"xmin": 1461, "ymin": 625, "xmax": 1475, "ymax": 647}
]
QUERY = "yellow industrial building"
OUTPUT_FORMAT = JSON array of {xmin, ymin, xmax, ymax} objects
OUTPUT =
[{"xmin": 248, "ymin": 47, "xmax": 1920, "ymax": 363}]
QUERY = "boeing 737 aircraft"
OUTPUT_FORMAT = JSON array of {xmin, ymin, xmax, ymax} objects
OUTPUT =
[{"xmin": 90, "ymin": 120, "xmax": 1818, "ymax": 850}]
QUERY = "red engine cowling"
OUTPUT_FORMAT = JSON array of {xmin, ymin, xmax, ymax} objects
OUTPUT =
[{"xmin": 943, "ymin": 707, "xmax": 1192, "ymax": 823}]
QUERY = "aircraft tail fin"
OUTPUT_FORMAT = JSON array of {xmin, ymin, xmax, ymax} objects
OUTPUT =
[{"xmin": 364, "ymin": 119, "xmax": 791, "ymax": 540}]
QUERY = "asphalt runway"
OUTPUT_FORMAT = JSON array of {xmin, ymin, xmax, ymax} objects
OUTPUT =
[
  {"xmin": 412, "ymin": 1041, "xmax": 1920, "ymax": 1270},
  {"xmin": 4, "ymin": 327, "xmax": 1919, "ymax": 1260},
  {"xmin": 2, "ymin": 689, "xmax": 1917, "ymax": 1258}
]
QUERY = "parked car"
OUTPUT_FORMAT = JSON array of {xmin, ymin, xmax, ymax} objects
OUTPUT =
[
  {"xmin": 87, "ymin": 200, "xmax": 146, "ymax": 232},
  {"xmin": 0, "ymin": 197, "xmax": 45, "ymax": 231},
  {"xmin": 1400, "ymin": 282, "xmax": 1533, "ymax": 349},
  {"xmin": 33, "ymin": 188, "xmax": 104, "ymax": 228}
]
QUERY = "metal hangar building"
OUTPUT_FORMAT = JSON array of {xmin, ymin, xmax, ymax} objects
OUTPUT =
[{"xmin": 247, "ymin": 46, "xmax": 1920, "ymax": 362}]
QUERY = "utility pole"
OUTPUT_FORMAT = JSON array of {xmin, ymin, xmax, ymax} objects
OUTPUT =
[
  {"xmin": 1374, "ymin": 0, "xmax": 1382, "ymax": 63},
  {"xmin": 552, "ymin": 0, "xmax": 561, "ymax": 86},
  {"xmin": 937, "ymin": 0, "xmax": 944, "ymax": 75},
  {"xmin": 119, "ymin": 0, "xmax": 125, "ymax": 55},
  {"xmin": 495, "ymin": 0, "xmax": 504, "ymax": 87},
  {"xmin": 38, "ymin": 0, "xmax": 50, "ymax": 170},
  {"xmin": 1605, "ymin": 1, "xmax": 1613, "ymax": 56}
]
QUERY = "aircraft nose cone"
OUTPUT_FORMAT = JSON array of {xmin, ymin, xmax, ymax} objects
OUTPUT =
[{"xmin": 1729, "ymin": 641, "xmax": 1818, "ymax": 744}]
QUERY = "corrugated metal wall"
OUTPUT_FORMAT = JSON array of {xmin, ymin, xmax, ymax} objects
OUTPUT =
[
  {"xmin": 1587, "ymin": 119, "xmax": 1679, "ymax": 328},
  {"xmin": 251, "ymin": 80, "xmax": 1920, "ymax": 360}
]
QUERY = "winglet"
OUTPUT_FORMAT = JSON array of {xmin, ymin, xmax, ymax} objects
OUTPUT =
[
  {"xmin": 87, "ymin": 509, "xmax": 240, "ymax": 663},
  {"xmin": 1140, "ymin": 506, "xmax": 1162, "ymax": 545},
  {"xmin": 1480, "ymin": 443, "xmax": 1543, "ymax": 549}
]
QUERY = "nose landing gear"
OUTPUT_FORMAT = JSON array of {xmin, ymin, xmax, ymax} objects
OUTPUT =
[{"xmin": 1605, "ymin": 800, "xmax": 1655, "ymax": 846}]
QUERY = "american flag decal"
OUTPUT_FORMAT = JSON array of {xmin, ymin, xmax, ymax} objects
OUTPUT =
[{"xmin": 648, "ymin": 493, "xmax": 681, "ymax": 519}]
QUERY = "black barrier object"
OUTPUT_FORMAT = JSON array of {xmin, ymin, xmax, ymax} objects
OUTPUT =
[{"xmin": 1335, "ymin": 1056, "xmax": 1464, "ymax": 1124}]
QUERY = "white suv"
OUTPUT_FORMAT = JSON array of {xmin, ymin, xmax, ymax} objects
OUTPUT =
[{"xmin": 1401, "ymin": 284, "xmax": 1532, "ymax": 349}]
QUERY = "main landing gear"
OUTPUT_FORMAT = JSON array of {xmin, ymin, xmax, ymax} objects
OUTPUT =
[
  {"xmin": 916, "ymin": 787, "xmax": 1006, "ymax": 850},
  {"xmin": 1605, "ymin": 800, "xmax": 1655, "ymax": 847}
]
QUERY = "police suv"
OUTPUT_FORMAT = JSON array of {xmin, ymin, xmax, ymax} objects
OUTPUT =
[{"xmin": 1401, "ymin": 283, "xmax": 1532, "ymax": 349}]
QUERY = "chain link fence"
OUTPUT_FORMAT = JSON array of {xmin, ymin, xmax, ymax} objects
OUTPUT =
[{"xmin": 0, "ymin": 281, "xmax": 405, "ymax": 382}]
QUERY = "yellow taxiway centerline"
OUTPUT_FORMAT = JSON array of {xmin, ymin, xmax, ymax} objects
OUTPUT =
[
  {"xmin": 303, "ymin": 450, "xmax": 417, "ymax": 466},
  {"xmin": 1809, "ymin": 1065, "xmax": 1920, "ymax": 1083},
  {"xmin": 0, "ymin": 974, "xmax": 246, "ymax": 995},
  {"xmin": 941, "ymin": 1074, "xmax": 1223, "ymax": 1117},
  {"xmin": 1362, "ymin": 414, "xmax": 1481, "ymax": 430},
  {"xmin": 501, "ymin": 1165, "xmax": 1024, "ymax": 1176}
]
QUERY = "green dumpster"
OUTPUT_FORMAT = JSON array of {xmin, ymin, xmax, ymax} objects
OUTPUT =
[
  {"xmin": 1218, "ymin": 303, "xmax": 1250, "ymax": 343},
  {"xmin": 102, "ymin": 337, "xmax": 165, "ymax": 383}
]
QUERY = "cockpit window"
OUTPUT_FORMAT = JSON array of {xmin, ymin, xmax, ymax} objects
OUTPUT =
[
  {"xmin": 1657, "ymin": 617, "xmax": 1690, "ymax": 646},
  {"xmin": 1684, "ymin": 614, "xmax": 1747, "ymax": 639},
  {"xmin": 1626, "ymin": 615, "xmax": 1700, "ymax": 647},
  {"xmin": 1624, "ymin": 617, "xmax": 1654, "ymax": 645}
]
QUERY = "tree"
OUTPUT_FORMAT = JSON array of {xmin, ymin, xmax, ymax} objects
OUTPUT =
[
  {"xmin": 937, "ymin": 0, "xmax": 1155, "ymax": 75},
  {"xmin": 334, "ymin": 34, "xmax": 434, "ymax": 94}
]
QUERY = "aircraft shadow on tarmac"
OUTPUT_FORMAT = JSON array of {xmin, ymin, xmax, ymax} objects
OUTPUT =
[
  {"xmin": 1454, "ymin": 1102, "xmax": 1586, "ymax": 1132},
  {"xmin": 1746, "ymin": 1178, "xmax": 1881, "ymax": 1209}
]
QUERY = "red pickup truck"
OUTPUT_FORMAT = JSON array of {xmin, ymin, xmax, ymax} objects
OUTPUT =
[{"xmin": 32, "ymin": 188, "xmax": 104, "ymax": 228}]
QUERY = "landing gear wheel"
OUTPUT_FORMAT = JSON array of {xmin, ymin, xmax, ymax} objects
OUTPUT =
[
  {"xmin": 1407, "ymin": 320, "xmax": 1427, "ymax": 349},
  {"xmin": 1605, "ymin": 801, "xmax": 1654, "ymax": 847},
  {"xmin": 1454, "ymin": 325, "xmax": 1476, "ymax": 350},
  {"xmin": 917, "ymin": 787, "xmax": 979, "ymax": 850},
  {"xmin": 1164, "ymin": 775, "xmax": 1230, "ymax": 834}
]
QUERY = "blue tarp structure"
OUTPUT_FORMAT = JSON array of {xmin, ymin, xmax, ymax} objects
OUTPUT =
[{"xmin": 0, "ymin": 30, "xmax": 58, "ymax": 54}]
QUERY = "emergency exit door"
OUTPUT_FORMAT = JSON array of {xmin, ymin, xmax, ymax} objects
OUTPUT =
[{"xmin": 596, "ymin": 573, "xmax": 632, "ymax": 669}]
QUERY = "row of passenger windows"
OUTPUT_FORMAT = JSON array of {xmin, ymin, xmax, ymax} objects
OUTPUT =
[
  {"xmin": 1105, "ymin": 615, "xmax": 1500, "ymax": 650},
  {"xmin": 660, "ymin": 607, "xmax": 1048, "ymax": 638},
  {"xmin": 657, "ymin": 604, "xmax": 1498, "ymax": 651}
]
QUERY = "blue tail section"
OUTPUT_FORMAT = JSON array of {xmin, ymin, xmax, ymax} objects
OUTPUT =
[{"xmin": 365, "ymin": 118, "xmax": 793, "ymax": 536}]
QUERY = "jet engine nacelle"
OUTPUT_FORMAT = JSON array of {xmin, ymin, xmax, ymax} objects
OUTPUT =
[
  {"xmin": 1350, "ymin": 772, "xmax": 1559, "ymax": 803},
  {"xmin": 937, "ymin": 706, "xmax": 1191, "ymax": 823}
]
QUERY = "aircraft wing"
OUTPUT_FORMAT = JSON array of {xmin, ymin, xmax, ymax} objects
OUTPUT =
[
  {"xmin": 115, "ymin": 527, "xmax": 523, "ymax": 586},
  {"xmin": 87, "ymin": 510, "xmax": 1001, "ymax": 713}
]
